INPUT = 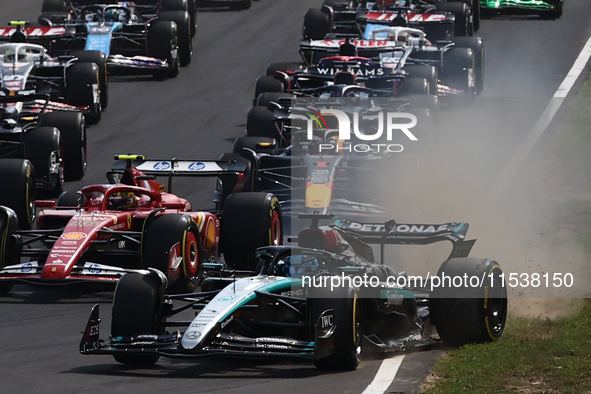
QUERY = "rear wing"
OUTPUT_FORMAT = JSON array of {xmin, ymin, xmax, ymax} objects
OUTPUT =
[
  {"xmin": 0, "ymin": 26, "xmax": 66, "ymax": 42},
  {"xmin": 333, "ymin": 219, "xmax": 476, "ymax": 261},
  {"xmin": 299, "ymin": 38, "xmax": 400, "ymax": 66},
  {"xmin": 110, "ymin": 155, "xmax": 248, "ymax": 177}
]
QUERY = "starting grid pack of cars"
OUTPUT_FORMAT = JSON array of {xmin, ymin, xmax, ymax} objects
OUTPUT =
[{"xmin": 0, "ymin": 0, "xmax": 564, "ymax": 373}]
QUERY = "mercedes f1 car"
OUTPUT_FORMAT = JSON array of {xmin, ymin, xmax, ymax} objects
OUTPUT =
[
  {"xmin": 0, "ymin": 93, "xmax": 87, "ymax": 206},
  {"xmin": 303, "ymin": 0, "xmax": 479, "ymax": 42},
  {"xmin": 0, "ymin": 23, "xmax": 103, "ymax": 123},
  {"xmin": 37, "ymin": 1, "xmax": 193, "ymax": 78},
  {"xmin": 0, "ymin": 155, "xmax": 282, "ymax": 294},
  {"xmin": 80, "ymin": 215, "xmax": 507, "ymax": 370},
  {"xmin": 480, "ymin": 0, "xmax": 562, "ymax": 19}
]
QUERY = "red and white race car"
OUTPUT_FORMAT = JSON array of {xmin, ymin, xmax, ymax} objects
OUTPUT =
[{"xmin": 0, "ymin": 155, "xmax": 282, "ymax": 294}]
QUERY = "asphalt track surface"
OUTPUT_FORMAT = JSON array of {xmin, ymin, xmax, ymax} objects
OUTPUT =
[{"xmin": 1, "ymin": 1, "xmax": 591, "ymax": 393}]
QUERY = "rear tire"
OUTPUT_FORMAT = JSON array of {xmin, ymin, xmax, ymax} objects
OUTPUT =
[
  {"xmin": 24, "ymin": 127, "xmax": 63, "ymax": 197},
  {"xmin": 246, "ymin": 106, "xmax": 277, "ymax": 140},
  {"xmin": 41, "ymin": 0, "xmax": 66, "ymax": 12},
  {"xmin": 436, "ymin": 2, "xmax": 471, "ymax": 36},
  {"xmin": 111, "ymin": 273, "xmax": 163, "ymax": 366},
  {"xmin": 147, "ymin": 20, "xmax": 180, "ymax": 79},
  {"xmin": 443, "ymin": 47, "xmax": 476, "ymax": 96},
  {"xmin": 66, "ymin": 62, "xmax": 101, "ymax": 125},
  {"xmin": 0, "ymin": 159, "xmax": 36, "ymax": 230},
  {"xmin": 451, "ymin": 36, "xmax": 484, "ymax": 94},
  {"xmin": 142, "ymin": 214, "xmax": 201, "ymax": 293},
  {"xmin": 221, "ymin": 192, "xmax": 282, "ymax": 270},
  {"xmin": 40, "ymin": 112, "xmax": 87, "ymax": 182},
  {"xmin": 72, "ymin": 51, "xmax": 108, "ymax": 110},
  {"xmin": 303, "ymin": 8, "xmax": 332, "ymax": 40},
  {"xmin": 157, "ymin": 11, "xmax": 192, "ymax": 67},
  {"xmin": 254, "ymin": 75, "xmax": 285, "ymax": 99},
  {"xmin": 430, "ymin": 258, "xmax": 507, "ymax": 347},
  {"xmin": 403, "ymin": 65, "xmax": 438, "ymax": 96}
]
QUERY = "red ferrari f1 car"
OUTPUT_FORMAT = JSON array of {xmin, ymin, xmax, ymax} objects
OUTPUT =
[{"xmin": 0, "ymin": 155, "xmax": 282, "ymax": 294}]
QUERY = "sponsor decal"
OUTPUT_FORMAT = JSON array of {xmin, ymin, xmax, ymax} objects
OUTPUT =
[
  {"xmin": 61, "ymin": 232, "xmax": 87, "ymax": 240},
  {"xmin": 21, "ymin": 262, "xmax": 33, "ymax": 273},
  {"xmin": 188, "ymin": 162, "xmax": 206, "ymax": 171},
  {"xmin": 153, "ymin": 161, "xmax": 171, "ymax": 170},
  {"xmin": 384, "ymin": 290, "xmax": 404, "ymax": 306},
  {"xmin": 320, "ymin": 313, "xmax": 333, "ymax": 329},
  {"xmin": 220, "ymin": 315, "xmax": 233, "ymax": 329},
  {"xmin": 88, "ymin": 264, "xmax": 102, "ymax": 274},
  {"xmin": 281, "ymin": 289, "xmax": 304, "ymax": 297},
  {"xmin": 185, "ymin": 331, "xmax": 201, "ymax": 340},
  {"xmin": 0, "ymin": 27, "xmax": 65, "ymax": 37},
  {"xmin": 217, "ymin": 295, "xmax": 236, "ymax": 302},
  {"xmin": 314, "ymin": 67, "xmax": 388, "ymax": 76}
]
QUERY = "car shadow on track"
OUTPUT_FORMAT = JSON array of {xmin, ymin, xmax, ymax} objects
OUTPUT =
[
  {"xmin": 0, "ymin": 284, "xmax": 115, "ymax": 304},
  {"xmin": 67, "ymin": 357, "xmax": 333, "ymax": 380}
]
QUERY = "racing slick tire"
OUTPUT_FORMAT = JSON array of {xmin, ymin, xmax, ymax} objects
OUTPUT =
[
  {"xmin": 72, "ymin": 50, "xmax": 109, "ymax": 110},
  {"xmin": 255, "ymin": 92, "xmax": 296, "ymax": 108},
  {"xmin": 41, "ymin": 0, "xmax": 67, "ymax": 12},
  {"xmin": 539, "ymin": 0, "xmax": 563, "ymax": 19},
  {"xmin": 0, "ymin": 159, "xmax": 36, "ymax": 230},
  {"xmin": 40, "ymin": 112, "xmax": 87, "ymax": 182},
  {"xmin": 147, "ymin": 20, "xmax": 180, "ymax": 79},
  {"xmin": 309, "ymin": 284, "xmax": 362, "ymax": 370},
  {"xmin": 443, "ymin": 47, "xmax": 476, "ymax": 97},
  {"xmin": 220, "ymin": 192, "xmax": 282, "ymax": 271},
  {"xmin": 66, "ymin": 62, "xmax": 101, "ymax": 125},
  {"xmin": 233, "ymin": 136, "xmax": 277, "ymax": 154},
  {"xmin": 451, "ymin": 36, "xmax": 484, "ymax": 95},
  {"xmin": 266, "ymin": 62, "xmax": 303, "ymax": 76},
  {"xmin": 452, "ymin": 0, "xmax": 480, "ymax": 31},
  {"xmin": 430, "ymin": 258, "xmax": 507, "ymax": 347},
  {"xmin": 24, "ymin": 127, "xmax": 64, "ymax": 198},
  {"xmin": 142, "ymin": 214, "xmax": 202, "ymax": 293},
  {"xmin": 254, "ymin": 75, "xmax": 285, "ymax": 99},
  {"xmin": 303, "ymin": 8, "xmax": 332, "ymax": 40},
  {"xmin": 111, "ymin": 273, "xmax": 163, "ymax": 366},
  {"xmin": 246, "ymin": 107, "xmax": 277, "ymax": 140},
  {"xmin": 0, "ymin": 207, "xmax": 20, "ymax": 294},
  {"xmin": 56, "ymin": 191, "xmax": 81, "ymax": 207},
  {"xmin": 157, "ymin": 11, "xmax": 192, "ymax": 67},
  {"xmin": 403, "ymin": 65, "xmax": 438, "ymax": 96},
  {"xmin": 398, "ymin": 77, "xmax": 430, "ymax": 96},
  {"xmin": 436, "ymin": 2, "xmax": 472, "ymax": 36}
]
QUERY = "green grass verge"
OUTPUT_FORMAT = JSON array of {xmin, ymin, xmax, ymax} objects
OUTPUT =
[
  {"xmin": 423, "ymin": 300, "xmax": 591, "ymax": 394},
  {"xmin": 422, "ymin": 77, "xmax": 591, "ymax": 393}
]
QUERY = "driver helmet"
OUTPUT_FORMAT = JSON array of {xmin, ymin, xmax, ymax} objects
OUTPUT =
[
  {"xmin": 104, "ymin": 8, "xmax": 126, "ymax": 23},
  {"xmin": 107, "ymin": 191, "xmax": 137, "ymax": 210}
]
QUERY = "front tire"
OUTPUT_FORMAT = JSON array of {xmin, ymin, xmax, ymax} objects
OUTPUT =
[
  {"xmin": 0, "ymin": 159, "xmax": 36, "ymax": 230},
  {"xmin": 66, "ymin": 62, "xmax": 101, "ymax": 125},
  {"xmin": 157, "ymin": 11, "xmax": 192, "ymax": 67},
  {"xmin": 111, "ymin": 273, "xmax": 163, "ymax": 366},
  {"xmin": 40, "ymin": 112, "xmax": 87, "ymax": 182},
  {"xmin": 430, "ymin": 258, "xmax": 507, "ymax": 347}
]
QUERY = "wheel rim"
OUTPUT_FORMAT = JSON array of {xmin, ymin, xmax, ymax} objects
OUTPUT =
[
  {"xmin": 270, "ymin": 210, "xmax": 281, "ymax": 246},
  {"xmin": 184, "ymin": 230, "xmax": 199, "ymax": 278},
  {"xmin": 487, "ymin": 268, "xmax": 507, "ymax": 336}
]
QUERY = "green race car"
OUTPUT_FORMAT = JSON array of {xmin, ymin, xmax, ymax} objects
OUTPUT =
[{"xmin": 480, "ymin": 0, "xmax": 563, "ymax": 19}]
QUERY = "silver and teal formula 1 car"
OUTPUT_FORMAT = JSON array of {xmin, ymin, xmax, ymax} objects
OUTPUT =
[{"xmin": 480, "ymin": 0, "xmax": 563, "ymax": 19}]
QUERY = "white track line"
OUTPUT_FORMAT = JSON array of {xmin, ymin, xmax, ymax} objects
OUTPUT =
[
  {"xmin": 361, "ymin": 355, "xmax": 405, "ymax": 394},
  {"xmin": 490, "ymin": 33, "xmax": 591, "ymax": 202}
]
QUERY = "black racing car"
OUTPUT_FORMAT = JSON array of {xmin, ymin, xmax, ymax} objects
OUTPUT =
[
  {"xmin": 0, "ymin": 93, "xmax": 87, "ymax": 218},
  {"xmin": 80, "ymin": 215, "xmax": 507, "ymax": 370}
]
